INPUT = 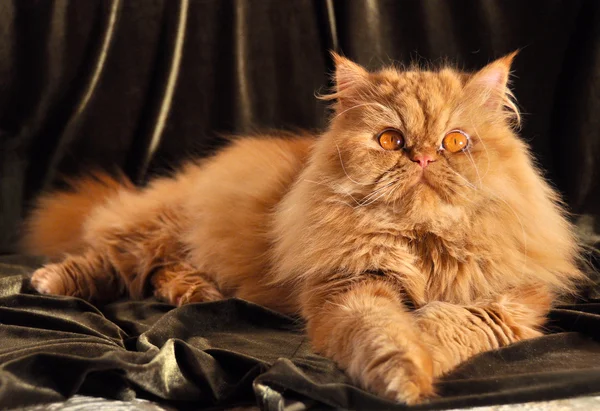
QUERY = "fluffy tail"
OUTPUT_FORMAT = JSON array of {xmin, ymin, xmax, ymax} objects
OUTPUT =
[{"xmin": 21, "ymin": 172, "xmax": 135, "ymax": 259}]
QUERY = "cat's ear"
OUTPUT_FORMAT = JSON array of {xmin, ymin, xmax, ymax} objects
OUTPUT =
[
  {"xmin": 465, "ymin": 51, "xmax": 518, "ymax": 110},
  {"xmin": 332, "ymin": 52, "xmax": 369, "ymax": 95}
]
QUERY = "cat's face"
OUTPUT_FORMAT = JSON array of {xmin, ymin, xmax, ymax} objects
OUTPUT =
[{"xmin": 317, "ymin": 53, "xmax": 524, "ymax": 224}]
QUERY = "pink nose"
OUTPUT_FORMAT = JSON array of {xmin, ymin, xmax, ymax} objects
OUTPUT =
[{"xmin": 411, "ymin": 154, "xmax": 436, "ymax": 168}]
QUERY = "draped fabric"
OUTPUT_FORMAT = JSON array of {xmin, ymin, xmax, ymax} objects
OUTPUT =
[
  {"xmin": 0, "ymin": 0, "xmax": 599, "ymax": 409},
  {"xmin": 1, "ymin": 256, "xmax": 599, "ymax": 410}
]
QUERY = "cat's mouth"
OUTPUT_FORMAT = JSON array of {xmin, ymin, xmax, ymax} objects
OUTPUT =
[{"xmin": 412, "ymin": 170, "xmax": 439, "ymax": 191}]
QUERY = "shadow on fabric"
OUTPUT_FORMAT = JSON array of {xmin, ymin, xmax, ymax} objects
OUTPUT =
[{"xmin": 0, "ymin": 256, "xmax": 599, "ymax": 410}]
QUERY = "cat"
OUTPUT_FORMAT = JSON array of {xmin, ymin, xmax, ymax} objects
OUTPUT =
[{"xmin": 22, "ymin": 52, "xmax": 584, "ymax": 404}]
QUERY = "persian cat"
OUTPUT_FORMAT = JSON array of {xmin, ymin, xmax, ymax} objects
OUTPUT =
[{"xmin": 23, "ymin": 53, "xmax": 583, "ymax": 403}]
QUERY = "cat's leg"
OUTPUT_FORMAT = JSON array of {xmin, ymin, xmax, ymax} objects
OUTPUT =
[
  {"xmin": 31, "ymin": 253, "xmax": 224, "ymax": 305},
  {"xmin": 301, "ymin": 275, "xmax": 435, "ymax": 404},
  {"xmin": 150, "ymin": 262, "xmax": 223, "ymax": 306},
  {"xmin": 31, "ymin": 249, "xmax": 125, "ymax": 302},
  {"xmin": 414, "ymin": 286, "xmax": 551, "ymax": 376},
  {"xmin": 31, "ymin": 203, "xmax": 185, "ymax": 302},
  {"xmin": 29, "ymin": 177, "xmax": 209, "ymax": 302}
]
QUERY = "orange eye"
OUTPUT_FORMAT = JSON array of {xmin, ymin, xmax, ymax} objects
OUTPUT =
[
  {"xmin": 377, "ymin": 129, "xmax": 405, "ymax": 151},
  {"xmin": 442, "ymin": 130, "xmax": 470, "ymax": 153}
]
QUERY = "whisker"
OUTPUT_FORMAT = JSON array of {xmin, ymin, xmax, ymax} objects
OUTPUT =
[
  {"xmin": 469, "ymin": 119, "xmax": 492, "ymax": 181},
  {"xmin": 446, "ymin": 167, "xmax": 478, "ymax": 190},
  {"xmin": 389, "ymin": 183, "xmax": 406, "ymax": 214},
  {"xmin": 465, "ymin": 149, "xmax": 482, "ymax": 188},
  {"xmin": 385, "ymin": 179, "xmax": 403, "ymax": 202},
  {"xmin": 354, "ymin": 186, "xmax": 394, "ymax": 208},
  {"xmin": 303, "ymin": 179, "xmax": 361, "ymax": 207},
  {"xmin": 303, "ymin": 179, "xmax": 330, "ymax": 189},
  {"xmin": 444, "ymin": 184, "xmax": 478, "ymax": 205},
  {"xmin": 332, "ymin": 102, "xmax": 389, "ymax": 120},
  {"xmin": 359, "ymin": 181, "xmax": 395, "ymax": 204},
  {"xmin": 335, "ymin": 142, "xmax": 373, "ymax": 186},
  {"xmin": 365, "ymin": 149, "xmax": 390, "ymax": 174}
]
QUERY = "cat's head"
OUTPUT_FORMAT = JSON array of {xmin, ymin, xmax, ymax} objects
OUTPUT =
[
  {"xmin": 275, "ymin": 53, "xmax": 583, "ymax": 291},
  {"xmin": 313, "ymin": 52, "xmax": 531, "ymax": 227}
]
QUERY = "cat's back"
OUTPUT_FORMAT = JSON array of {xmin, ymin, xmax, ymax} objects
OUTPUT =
[
  {"xmin": 181, "ymin": 134, "xmax": 315, "ymax": 306},
  {"xmin": 181, "ymin": 134, "xmax": 315, "ymax": 199}
]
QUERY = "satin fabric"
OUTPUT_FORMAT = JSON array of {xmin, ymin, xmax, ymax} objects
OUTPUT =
[{"xmin": 0, "ymin": 257, "xmax": 600, "ymax": 410}]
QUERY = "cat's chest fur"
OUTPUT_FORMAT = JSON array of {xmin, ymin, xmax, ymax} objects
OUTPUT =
[
  {"xmin": 275, "ymin": 189, "xmax": 500, "ymax": 306},
  {"xmin": 351, "ymin": 209, "xmax": 486, "ymax": 306}
]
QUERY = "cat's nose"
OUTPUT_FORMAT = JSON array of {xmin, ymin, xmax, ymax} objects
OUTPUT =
[{"xmin": 411, "ymin": 154, "xmax": 436, "ymax": 168}]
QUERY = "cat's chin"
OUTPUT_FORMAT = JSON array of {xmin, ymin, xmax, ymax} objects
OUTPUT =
[
  {"xmin": 407, "ymin": 173, "xmax": 440, "ymax": 195},
  {"xmin": 401, "ymin": 175, "xmax": 463, "ymax": 216}
]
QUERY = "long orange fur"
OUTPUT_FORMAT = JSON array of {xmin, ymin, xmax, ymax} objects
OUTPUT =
[{"xmin": 22, "ymin": 53, "xmax": 583, "ymax": 403}]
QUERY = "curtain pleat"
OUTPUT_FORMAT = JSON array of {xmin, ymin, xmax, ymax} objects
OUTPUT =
[{"xmin": 0, "ymin": 0, "xmax": 598, "ymax": 250}]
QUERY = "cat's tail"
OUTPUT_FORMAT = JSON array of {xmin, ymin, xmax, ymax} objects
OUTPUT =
[{"xmin": 21, "ymin": 171, "xmax": 135, "ymax": 259}]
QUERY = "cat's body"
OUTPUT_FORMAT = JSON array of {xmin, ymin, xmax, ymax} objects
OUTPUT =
[{"xmin": 23, "ymin": 53, "xmax": 583, "ymax": 404}]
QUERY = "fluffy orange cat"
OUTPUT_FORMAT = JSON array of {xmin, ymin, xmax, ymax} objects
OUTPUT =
[{"xmin": 22, "ymin": 53, "xmax": 583, "ymax": 404}]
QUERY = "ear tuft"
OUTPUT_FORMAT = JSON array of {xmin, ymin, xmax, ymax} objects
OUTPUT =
[
  {"xmin": 331, "ymin": 52, "xmax": 369, "ymax": 93},
  {"xmin": 469, "ymin": 51, "xmax": 518, "ymax": 94},
  {"xmin": 465, "ymin": 51, "xmax": 520, "ymax": 124}
]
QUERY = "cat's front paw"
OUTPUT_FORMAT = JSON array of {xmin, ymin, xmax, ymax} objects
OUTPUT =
[
  {"xmin": 151, "ymin": 266, "xmax": 224, "ymax": 307},
  {"xmin": 357, "ymin": 344, "xmax": 435, "ymax": 404},
  {"xmin": 176, "ymin": 282, "xmax": 224, "ymax": 306},
  {"xmin": 31, "ymin": 265, "xmax": 65, "ymax": 295}
]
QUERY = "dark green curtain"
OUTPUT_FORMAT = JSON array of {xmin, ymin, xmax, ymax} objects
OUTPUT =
[
  {"xmin": 0, "ymin": 1, "xmax": 599, "ymax": 409},
  {"xmin": 1, "ymin": 0, "xmax": 599, "ymax": 252}
]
